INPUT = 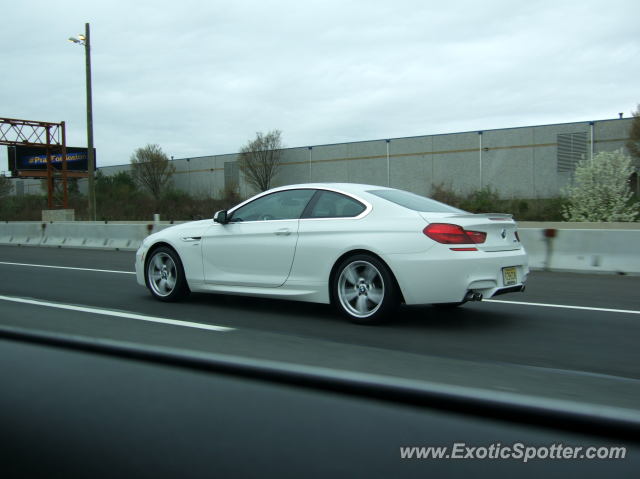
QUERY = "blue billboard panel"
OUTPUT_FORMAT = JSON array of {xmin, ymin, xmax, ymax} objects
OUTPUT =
[{"xmin": 8, "ymin": 146, "xmax": 96, "ymax": 172}]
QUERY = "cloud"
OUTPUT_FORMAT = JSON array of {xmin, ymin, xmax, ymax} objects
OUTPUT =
[{"xmin": 1, "ymin": 0, "xmax": 639, "ymax": 170}]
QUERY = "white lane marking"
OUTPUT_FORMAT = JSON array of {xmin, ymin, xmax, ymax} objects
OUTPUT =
[
  {"xmin": 4, "ymin": 260, "xmax": 637, "ymax": 317},
  {"xmin": 0, "ymin": 295, "xmax": 234, "ymax": 332},
  {"xmin": 485, "ymin": 299, "xmax": 640, "ymax": 315},
  {"xmin": 0, "ymin": 261, "xmax": 135, "ymax": 275}
]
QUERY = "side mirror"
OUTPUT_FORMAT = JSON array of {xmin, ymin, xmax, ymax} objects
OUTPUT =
[{"xmin": 213, "ymin": 210, "xmax": 228, "ymax": 224}]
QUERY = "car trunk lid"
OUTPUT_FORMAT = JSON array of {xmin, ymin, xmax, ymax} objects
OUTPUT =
[{"xmin": 419, "ymin": 212, "xmax": 522, "ymax": 252}]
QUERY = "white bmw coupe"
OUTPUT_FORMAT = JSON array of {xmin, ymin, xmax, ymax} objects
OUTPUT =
[{"xmin": 136, "ymin": 183, "xmax": 529, "ymax": 324}]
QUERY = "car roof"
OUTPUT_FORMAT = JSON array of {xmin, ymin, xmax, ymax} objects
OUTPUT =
[
  {"xmin": 271, "ymin": 183, "xmax": 394, "ymax": 195},
  {"xmin": 229, "ymin": 183, "xmax": 398, "ymax": 214}
]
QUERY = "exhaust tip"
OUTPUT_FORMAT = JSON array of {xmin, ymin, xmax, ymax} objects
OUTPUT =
[{"xmin": 464, "ymin": 291, "xmax": 484, "ymax": 302}]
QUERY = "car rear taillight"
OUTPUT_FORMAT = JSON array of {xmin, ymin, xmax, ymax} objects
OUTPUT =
[
  {"xmin": 466, "ymin": 230, "xmax": 487, "ymax": 244},
  {"xmin": 515, "ymin": 231, "xmax": 520, "ymax": 242},
  {"xmin": 423, "ymin": 224, "xmax": 474, "ymax": 245}
]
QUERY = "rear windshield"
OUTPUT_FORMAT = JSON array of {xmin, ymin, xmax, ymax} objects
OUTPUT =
[{"xmin": 368, "ymin": 189, "xmax": 466, "ymax": 213}]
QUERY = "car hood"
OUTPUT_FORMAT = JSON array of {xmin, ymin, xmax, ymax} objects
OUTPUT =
[
  {"xmin": 159, "ymin": 219, "xmax": 214, "ymax": 232},
  {"xmin": 144, "ymin": 219, "xmax": 213, "ymax": 244}
]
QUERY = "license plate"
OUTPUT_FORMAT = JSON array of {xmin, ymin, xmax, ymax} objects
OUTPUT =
[{"xmin": 502, "ymin": 267, "xmax": 517, "ymax": 286}]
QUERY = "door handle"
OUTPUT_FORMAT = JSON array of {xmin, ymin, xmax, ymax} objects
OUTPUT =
[{"xmin": 274, "ymin": 229, "xmax": 292, "ymax": 236}]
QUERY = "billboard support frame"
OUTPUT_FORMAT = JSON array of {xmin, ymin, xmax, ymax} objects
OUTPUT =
[{"xmin": 0, "ymin": 117, "xmax": 70, "ymax": 209}]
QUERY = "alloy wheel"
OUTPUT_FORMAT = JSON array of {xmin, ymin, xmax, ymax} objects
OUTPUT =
[
  {"xmin": 337, "ymin": 260, "xmax": 385, "ymax": 318},
  {"xmin": 148, "ymin": 252, "xmax": 177, "ymax": 297}
]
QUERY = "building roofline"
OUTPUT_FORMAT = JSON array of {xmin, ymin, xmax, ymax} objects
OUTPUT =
[
  {"xmin": 98, "ymin": 116, "xmax": 632, "ymax": 169},
  {"xmin": 296, "ymin": 117, "xmax": 632, "ymax": 150}
]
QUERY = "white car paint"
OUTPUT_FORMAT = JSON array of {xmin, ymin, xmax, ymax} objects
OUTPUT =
[
  {"xmin": 202, "ymin": 219, "xmax": 299, "ymax": 287},
  {"xmin": 136, "ymin": 183, "xmax": 529, "ymax": 306}
]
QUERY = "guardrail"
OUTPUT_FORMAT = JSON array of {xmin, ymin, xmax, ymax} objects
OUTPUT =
[{"xmin": 1, "ymin": 220, "xmax": 640, "ymax": 275}]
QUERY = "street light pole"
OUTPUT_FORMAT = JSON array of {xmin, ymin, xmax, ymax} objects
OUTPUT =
[
  {"xmin": 70, "ymin": 25, "xmax": 96, "ymax": 220},
  {"xmin": 84, "ymin": 23, "xmax": 96, "ymax": 221}
]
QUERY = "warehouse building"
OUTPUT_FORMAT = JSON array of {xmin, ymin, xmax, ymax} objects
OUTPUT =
[{"xmin": 7, "ymin": 117, "xmax": 634, "ymax": 199}]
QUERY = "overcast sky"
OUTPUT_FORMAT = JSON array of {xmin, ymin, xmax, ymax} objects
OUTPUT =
[{"xmin": 2, "ymin": 0, "xmax": 639, "ymax": 170}]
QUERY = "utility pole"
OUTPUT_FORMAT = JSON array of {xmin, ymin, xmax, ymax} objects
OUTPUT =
[
  {"xmin": 84, "ymin": 23, "xmax": 96, "ymax": 221},
  {"xmin": 71, "ymin": 24, "xmax": 96, "ymax": 220}
]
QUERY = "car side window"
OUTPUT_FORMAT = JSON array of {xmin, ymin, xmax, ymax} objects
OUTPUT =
[
  {"xmin": 305, "ymin": 191, "xmax": 366, "ymax": 219},
  {"xmin": 229, "ymin": 189, "xmax": 316, "ymax": 222}
]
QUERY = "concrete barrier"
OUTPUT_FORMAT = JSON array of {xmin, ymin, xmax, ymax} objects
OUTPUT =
[
  {"xmin": 41, "ymin": 223, "xmax": 150, "ymax": 250},
  {"xmin": 2, "ymin": 220, "xmax": 640, "ymax": 275},
  {"xmin": 518, "ymin": 227, "xmax": 640, "ymax": 275},
  {"xmin": 0, "ymin": 222, "xmax": 46, "ymax": 247},
  {"xmin": 0, "ymin": 221, "xmax": 186, "ymax": 251}
]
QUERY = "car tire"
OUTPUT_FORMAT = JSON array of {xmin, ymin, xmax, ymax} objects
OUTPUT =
[
  {"xmin": 332, "ymin": 254, "xmax": 399, "ymax": 325},
  {"xmin": 145, "ymin": 246, "xmax": 190, "ymax": 302}
]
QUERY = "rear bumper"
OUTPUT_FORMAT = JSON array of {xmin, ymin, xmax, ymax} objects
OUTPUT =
[
  {"xmin": 491, "ymin": 284, "xmax": 526, "ymax": 296},
  {"xmin": 382, "ymin": 246, "xmax": 529, "ymax": 305}
]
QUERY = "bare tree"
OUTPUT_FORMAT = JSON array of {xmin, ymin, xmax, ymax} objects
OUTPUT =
[
  {"xmin": 0, "ymin": 174, "xmax": 13, "ymax": 202},
  {"xmin": 130, "ymin": 144, "xmax": 176, "ymax": 201},
  {"xmin": 237, "ymin": 130, "xmax": 285, "ymax": 192},
  {"xmin": 627, "ymin": 104, "xmax": 640, "ymax": 166}
]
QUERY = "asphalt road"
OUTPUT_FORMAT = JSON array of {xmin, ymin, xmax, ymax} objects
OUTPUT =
[{"xmin": 1, "ymin": 245, "xmax": 640, "ymax": 411}]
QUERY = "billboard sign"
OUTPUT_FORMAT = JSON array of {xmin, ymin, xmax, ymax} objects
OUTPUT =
[{"xmin": 8, "ymin": 146, "xmax": 96, "ymax": 172}]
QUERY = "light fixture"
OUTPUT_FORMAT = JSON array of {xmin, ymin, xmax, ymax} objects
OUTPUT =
[{"xmin": 70, "ymin": 35, "xmax": 86, "ymax": 45}]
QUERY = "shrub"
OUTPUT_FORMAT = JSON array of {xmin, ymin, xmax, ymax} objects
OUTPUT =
[
  {"xmin": 562, "ymin": 149, "xmax": 638, "ymax": 222},
  {"xmin": 459, "ymin": 186, "xmax": 501, "ymax": 214},
  {"xmin": 429, "ymin": 182, "xmax": 460, "ymax": 206},
  {"xmin": 427, "ymin": 182, "xmax": 567, "ymax": 222}
]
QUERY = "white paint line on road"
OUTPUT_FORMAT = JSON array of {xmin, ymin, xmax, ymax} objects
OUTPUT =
[
  {"xmin": 0, "ymin": 261, "xmax": 135, "ymax": 275},
  {"xmin": 3, "ymin": 261, "xmax": 638, "ymax": 317},
  {"xmin": 0, "ymin": 295, "xmax": 234, "ymax": 332},
  {"xmin": 486, "ymin": 299, "xmax": 640, "ymax": 315}
]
